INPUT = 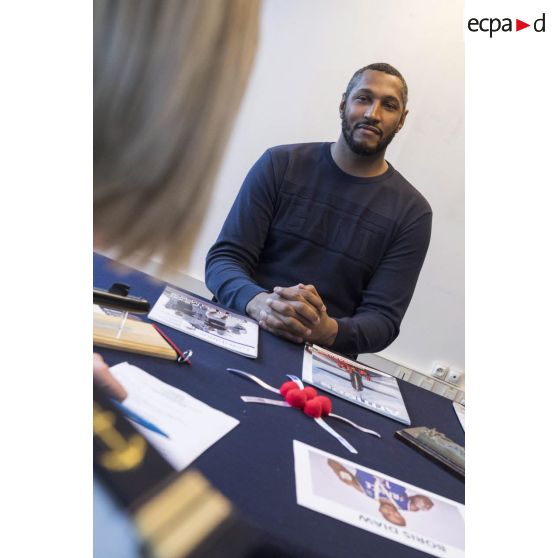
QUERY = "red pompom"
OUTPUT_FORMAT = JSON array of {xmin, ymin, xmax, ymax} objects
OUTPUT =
[
  {"xmin": 316, "ymin": 395, "xmax": 332, "ymax": 415},
  {"xmin": 302, "ymin": 386, "xmax": 317, "ymax": 400},
  {"xmin": 303, "ymin": 398, "xmax": 323, "ymax": 418},
  {"xmin": 285, "ymin": 388, "xmax": 307, "ymax": 409},
  {"xmin": 280, "ymin": 381, "xmax": 299, "ymax": 397}
]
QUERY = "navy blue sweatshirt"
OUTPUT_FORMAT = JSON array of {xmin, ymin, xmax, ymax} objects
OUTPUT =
[{"xmin": 205, "ymin": 143, "xmax": 432, "ymax": 356}]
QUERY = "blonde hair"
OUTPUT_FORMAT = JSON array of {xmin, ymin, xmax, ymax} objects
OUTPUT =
[{"xmin": 94, "ymin": 0, "xmax": 260, "ymax": 268}]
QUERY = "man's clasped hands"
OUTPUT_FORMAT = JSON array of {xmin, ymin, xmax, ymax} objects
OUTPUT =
[{"xmin": 246, "ymin": 284, "xmax": 338, "ymax": 347}]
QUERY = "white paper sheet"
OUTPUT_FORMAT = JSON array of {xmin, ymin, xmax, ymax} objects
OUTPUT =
[{"xmin": 110, "ymin": 362, "xmax": 239, "ymax": 470}]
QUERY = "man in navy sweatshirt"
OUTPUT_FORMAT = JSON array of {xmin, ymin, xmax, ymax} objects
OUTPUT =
[{"xmin": 205, "ymin": 63, "xmax": 432, "ymax": 357}]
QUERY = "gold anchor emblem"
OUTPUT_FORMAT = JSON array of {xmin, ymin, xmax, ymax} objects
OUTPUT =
[{"xmin": 94, "ymin": 402, "xmax": 147, "ymax": 471}]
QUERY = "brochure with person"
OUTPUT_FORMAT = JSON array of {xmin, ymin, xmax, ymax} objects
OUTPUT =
[
  {"xmin": 293, "ymin": 441, "xmax": 465, "ymax": 558},
  {"xmin": 148, "ymin": 285, "xmax": 259, "ymax": 358},
  {"xmin": 302, "ymin": 344, "xmax": 410, "ymax": 425}
]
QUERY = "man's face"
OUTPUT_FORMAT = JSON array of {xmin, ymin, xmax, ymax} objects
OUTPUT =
[
  {"xmin": 379, "ymin": 502, "xmax": 406, "ymax": 526},
  {"xmin": 340, "ymin": 70, "xmax": 407, "ymax": 157},
  {"xmin": 410, "ymin": 496, "xmax": 433, "ymax": 511}
]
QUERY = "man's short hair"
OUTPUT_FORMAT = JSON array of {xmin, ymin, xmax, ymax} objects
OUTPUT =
[{"xmin": 345, "ymin": 63, "xmax": 408, "ymax": 107}]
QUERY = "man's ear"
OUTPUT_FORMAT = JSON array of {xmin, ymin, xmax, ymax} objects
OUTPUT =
[
  {"xmin": 396, "ymin": 108, "xmax": 409, "ymax": 132},
  {"xmin": 339, "ymin": 93, "xmax": 346, "ymax": 118}
]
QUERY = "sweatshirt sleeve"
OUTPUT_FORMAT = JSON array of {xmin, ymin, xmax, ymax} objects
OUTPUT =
[
  {"xmin": 205, "ymin": 149, "xmax": 280, "ymax": 313},
  {"xmin": 330, "ymin": 210, "xmax": 432, "ymax": 356}
]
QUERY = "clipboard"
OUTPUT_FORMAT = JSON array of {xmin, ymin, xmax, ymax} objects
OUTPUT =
[{"xmin": 93, "ymin": 310, "xmax": 177, "ymax": 360}]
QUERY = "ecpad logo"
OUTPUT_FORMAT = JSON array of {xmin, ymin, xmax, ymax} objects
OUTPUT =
[{"xmin": 468, "ymin": 13, "xmax": 546, "ymax": 37}]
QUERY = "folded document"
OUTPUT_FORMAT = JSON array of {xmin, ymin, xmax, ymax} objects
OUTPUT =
[{"xmin": 110, "ymin": 362, "xmax": 239, "ymax": 470}]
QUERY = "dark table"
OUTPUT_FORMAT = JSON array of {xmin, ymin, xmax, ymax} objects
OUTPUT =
[{"xmin": 94, "ymin": 253, "xmax": 464, "ymax": 558}]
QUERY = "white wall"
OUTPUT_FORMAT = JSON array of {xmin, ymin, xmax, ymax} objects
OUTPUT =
[{"xmin": 187, "ymin": 0, "xmax": 464, "ymax": 376}]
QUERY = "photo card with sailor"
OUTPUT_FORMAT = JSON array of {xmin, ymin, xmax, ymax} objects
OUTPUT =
[{"xmin": 293, "ymin": 441, "xmax": 465, "ymax": 558}]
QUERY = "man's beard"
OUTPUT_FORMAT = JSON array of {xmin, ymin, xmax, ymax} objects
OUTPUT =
[{"xmin": 341, "ymin": 112, "xmax": 397, "ymax": 157}]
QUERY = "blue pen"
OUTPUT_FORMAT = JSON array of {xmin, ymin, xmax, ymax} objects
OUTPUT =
[{"xmin": 111, "ymin": 400, "xmax": 170, "ymax": 439}]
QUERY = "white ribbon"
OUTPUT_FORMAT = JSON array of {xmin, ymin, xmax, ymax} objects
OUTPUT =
[
  {"xmin": 289, "ymin": 373, "xmax": 381, "ymax": 438},
  {"xmin": 328, "ymin": 413, "xmax": 381, "ymax": 438},
  {"xmin": 315, "ymin": 418, "xmax": 358, "ymax": 454},
  {"xmin": 241, "ymin": 396, "xmax": 290, "ymax": 407},
  {"xmin": 286, "ymin": 374, "xmax": 305, "ymax": 390},
  {"xmin": 228, "ymin": 368, "xmax": 378, "ymax": 453},
  {"xmin": 226, "ymin": 368, "xmax": 281, "ymax": 394}
]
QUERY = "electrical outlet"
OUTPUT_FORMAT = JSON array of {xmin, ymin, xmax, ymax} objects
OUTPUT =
[
  {"xmin": 431, "ymin": 362, "xmax": 449, "ymax": 380},
  {"xmin": 446, "ymin": 369, "xmax": 464, "ymax": 386}
]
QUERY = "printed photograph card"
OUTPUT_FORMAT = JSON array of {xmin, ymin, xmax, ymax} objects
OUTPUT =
[
  {"xmin": 302, "ymin": 344, "xmax": 410, "ymax": 424},
  {"xmin": 149, "ymin": 285, "xmax": 259, "ymax": 358},
  {"xmin": 293, "ymin": 441, "xmax": 464, "ymax": 558}
]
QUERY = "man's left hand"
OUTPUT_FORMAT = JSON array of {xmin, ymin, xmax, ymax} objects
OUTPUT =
[
  {"xmin": 261, "ymin": 284, "xmax": 338, "ymax": 347},
  {"xmin": 94, "ymin": 352, "xmax": 128, "ymax": 401}
]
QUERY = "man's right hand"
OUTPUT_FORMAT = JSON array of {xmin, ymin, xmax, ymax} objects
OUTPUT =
[
  {"xmin": 246, "ymin": 286, "xmax": 323, "ymax": 343},
  {"xmin": 245, "ymin": 284, "xmax": 326, "ymax": 344}
]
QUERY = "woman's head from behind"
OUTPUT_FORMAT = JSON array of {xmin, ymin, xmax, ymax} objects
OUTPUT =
[{"xmin": 94, "ymin": 0, "xmax": 260, "ymax": 268}]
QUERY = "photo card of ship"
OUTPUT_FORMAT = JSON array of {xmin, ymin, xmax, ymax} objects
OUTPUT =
[
  {"xmin": 302, "ymin": 345, "xmax": 410, "ymax": 425},
  {"xmin": 148, "ymin": 286, "xmax": 259, "ymax": 358}
]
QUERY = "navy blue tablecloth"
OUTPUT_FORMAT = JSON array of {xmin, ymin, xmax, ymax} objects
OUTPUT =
[{"xmin": 94, "ymin": 253, "xmax": 464, "ymax": 558}]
